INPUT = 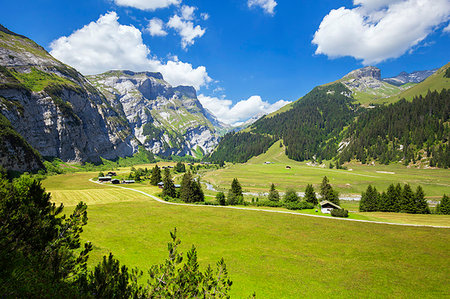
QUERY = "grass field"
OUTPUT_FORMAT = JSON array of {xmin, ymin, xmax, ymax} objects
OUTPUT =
[
  {"xmin": 43, "ymin": 169, "xmax": 450, "ymax": 298},
  {"xmin": 202, "ymin": 141, "xmax": 450, "ymax": 200}
]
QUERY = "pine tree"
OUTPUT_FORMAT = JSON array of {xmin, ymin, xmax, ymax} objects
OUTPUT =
[
  {"xmin": 284, "ymin": 189, "xmax": 298, "ymax": 203},
  {"xmin": 268, "ymin": 183, "xmax": 280, "ymax": 201},
  {"xmin": 414, "ymin": 186, "xmax": 430, "ymax": 214},
  {"xmin": 191, "ymin": 179, "xmax": 205, "ymax": 203},
  {"xmin": 150, "ymin": 165, "xmax": 162, "ymax": 186},
  {"xmin": 162, "ymin": 168, "xmax": 176, "ymax": 199},
  {"xmin": 360, "ymin": 185, "xmax": 380, "ymax": 212},
  {"xmin": 227, "ymin": 178, "xmax": 243, "ymax": 205},
  {"xmin": 216, "ymin": 192, "xmax": 226, "ymax": 206},
  {"xmin": 436, "ymin": 194, "xmax": 450, "ymax": 215},
  {"xmin": 175, "ymin": 162, "xmax": 186, "ymax": 173},
  {"xmin": 320, "ymin": 176, "xmax": 331, "ymax": 199},
  {"xmin": 304, "ymin": 184, "xmax": 318, "ymax": 205},
  {"xmin": 180, "ymin": 171, "xmax": 194, "ymax": 203},
  {"xmin": 320, "ymin": 176, "xmax": 339, "ymax": 205},
  {"xmin": 400, "ymin": 184, "xmax": 416, "ymax": 213}
]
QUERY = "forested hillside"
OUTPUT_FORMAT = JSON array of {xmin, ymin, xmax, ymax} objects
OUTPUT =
[
  {"xmin": 340, "ymin": 89, "xmax": 449, "ymax": 167},
  {"xmin": 209, "ymin": 83, "xmax": 358, "ymax": 162}
]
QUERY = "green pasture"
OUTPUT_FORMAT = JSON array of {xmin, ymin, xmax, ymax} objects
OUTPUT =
[
  {"xmin": 43, "ymin": 171, "xmax": 450, "ymax": 298},
  {"xmin": 202, "ymin": 141, "xmax": 450, "ymax": 199}
]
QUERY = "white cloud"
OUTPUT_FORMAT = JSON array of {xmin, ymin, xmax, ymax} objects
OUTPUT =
[
  {"xmin": 248, "ymin": 0, "xmax": 277, "ymax": 15},
  {"xmin": 167, "ymin": 14, "xmax": 205, "ymax": 49},
  {"xmin": 201, "ymin": 13, "xmax": 210, "ymax": 21},
  {"xmin": 312, "ymin": 0, "xmax": 450, "ymax": 64},
  {"xmin": 146, "ymin": 18, "xmax": 167, "ymax": 36},
  {"xmin": 181, "ymin": 5, "xmax": 196, "ymax": 21},
  {"xmin": 198, "ymin": 94, "xmax": 290, "ymax": 125},
  {"xmin": 114, "ymin": 0, "xmax": 180, "ymax": 10},
  {"xmin": 444, "ymin": 23, "xmax": 450, "ymax": 33},
  {"xmin": 50, "ymin": 12, "xmax": 211, "ymax": 90}
]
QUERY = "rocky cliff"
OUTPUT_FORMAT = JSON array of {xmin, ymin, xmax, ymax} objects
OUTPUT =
[
  {"xmin": 0, "ymin": 24, "xmax": 136, "ymax": 170},
  {"xmin": 382, "ymin": 69, "xmax": 438, "ymax": 86},
  {"xmin": 87, "ymin": 70, "xmax": 220, "ymax": 158}
]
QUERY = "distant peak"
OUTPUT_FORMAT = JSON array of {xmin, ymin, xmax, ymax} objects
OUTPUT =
[{"xmin": 343, "ymin": 66, "xmax": 381, "ymax": 80}]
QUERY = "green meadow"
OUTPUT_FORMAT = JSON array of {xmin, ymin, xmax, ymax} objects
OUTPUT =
[
  {"xmin": 202, "ymin": 141, "xmax": 450, "ymax": 199},
  {"xmin": 43, "ymin": 169, "xmax": 450, "ymax": 298}
]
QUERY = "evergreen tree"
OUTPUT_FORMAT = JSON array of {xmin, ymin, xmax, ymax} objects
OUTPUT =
[
  {"xmin": 227, "ymin": 178, "xmax": 243, "ymax": 205},
  {"xmin": 175, "ymin": 162, "xmax": 186, "ymax": 173},
  {"xmin": 400, "ymin": 184, "xmax": 416, "ymax": 213},
  {"xmin": 268, "ymin": 183, "xmax": 280, "ymax": 201},
  {"xmin": 162, "ymin": 168, "xmax": 176, "ymax": 199},
  {"xmin": 304, "ymin": 184, "xmax": 318, "ymax": 205},
  {"xmin": 320, "ymin": 176, "xmax": 339, "ymax": 205},
  {"xmin": 414, "ymin": 186, "xmax": 430, "ymax": 214},
  {"xmin": 436, "ymin": 194, "xmax": 450, "ymax": 215},
  {"xmin": 359, "ymin": 185, "xmax": 379, "ymax": 212},
  {"xmin": 284, "ymin": 189, "xmax": 299, "ymax": 203},
  {"xmin": 180, "ymin": 172, "xmax": 204, "ymax": 203},
  {"xmin": 150, "ymin": 165, "xmax": 162, "ymax": 186},
  {"xmin": 216, "ymin": 192, "xmax": 226, "ymax": 206}
]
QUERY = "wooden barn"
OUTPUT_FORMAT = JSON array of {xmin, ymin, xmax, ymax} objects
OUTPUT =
[{"xmin": 98, "ymin": 176, "xmax": 112, "ymax": 182}]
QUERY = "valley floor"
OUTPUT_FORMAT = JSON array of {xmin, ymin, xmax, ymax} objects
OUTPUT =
[{"xmin": 43, "ymin": 170, "xmax": 450, "ymax": 298}]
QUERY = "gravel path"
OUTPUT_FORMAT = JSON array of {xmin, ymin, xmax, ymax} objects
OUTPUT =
[{"xmin": 89, "ymin": 179, "xmax": 449, "ymax": 229}]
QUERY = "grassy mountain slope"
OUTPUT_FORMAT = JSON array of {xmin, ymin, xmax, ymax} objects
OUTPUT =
[{"xmin": 384, "ymin": 62, "xmax": 450, "ymax": 103}]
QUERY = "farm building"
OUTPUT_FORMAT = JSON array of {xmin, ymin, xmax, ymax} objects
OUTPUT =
[
  {"xmin": 158, "ymin": 182, "xmax": 181, "ymax": 189},
  {"xmin": 123, "ymin": 180, "xmax": 135, "ymax": 184},
  {"xmin": 285, "ymin": 165, "xmax": 291, "ymax": 169},
  {"xmin": 320, "ymin": 201, "xmax": 341, "ymax": 214},
  {"xmin": 111, "ymin": 179, "xmax": 120, "ymax": 184},
  {"xmin": 107, "ymin": 171, "xmax": 117, "ymax": 176},
  {"xmin": 98, "ymin": 176, "xmax": 112, "ymax": 182}
]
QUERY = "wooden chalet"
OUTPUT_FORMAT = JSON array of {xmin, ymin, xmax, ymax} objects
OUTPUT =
[{"xmin": 320, "ymin": 201, "xmax": 341, "ymax": 214}]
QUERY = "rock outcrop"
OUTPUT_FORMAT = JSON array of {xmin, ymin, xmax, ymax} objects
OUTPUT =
[{"xmin": 87, "ymin": 70, "xmax": 220, "ymax": 157}]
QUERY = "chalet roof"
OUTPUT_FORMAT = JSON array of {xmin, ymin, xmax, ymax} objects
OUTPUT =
[{"xmin": 319, "ymin": 200, "xmax": 341, "ymax": 209}]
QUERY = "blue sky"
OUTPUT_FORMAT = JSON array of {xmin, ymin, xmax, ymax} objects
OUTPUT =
[{"xmin": 1, "ymin": 0, "xmax": 449, "ymax": 124}]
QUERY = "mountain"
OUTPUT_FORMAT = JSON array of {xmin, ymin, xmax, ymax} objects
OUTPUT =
[
  {"xmin": 0, "ymin": 24, "xmax": 136, "ymax": 171},
  {"xmin": 87, "ymin": 70, "xmax": 220, "ymax": 158},
  {"xmin": 209, "ymin": 63, "xmax": 450, "ymax": 168},
  {"xmin": 383, "ymin": 69, "xmax": 438, "ymax": 86},
  {"xmin": 0, "ymin": 24, "xmax": 222, "ymax": 171},
  {"xmin": 337, "ymin": 66, "xmax": 414, "ymax": 105}
]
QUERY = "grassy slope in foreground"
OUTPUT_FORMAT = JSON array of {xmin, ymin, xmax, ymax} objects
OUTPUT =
[
  {"xmin": 384, "ymin": 62, "xmax": 450, "ymax": 103},
  {"xmin": 43, "ymin": 171, "xmax": 450, "ymax": 298},
  {"xmin": 202, "ymin": 140, "xmax": 450, "ymax": 198}
]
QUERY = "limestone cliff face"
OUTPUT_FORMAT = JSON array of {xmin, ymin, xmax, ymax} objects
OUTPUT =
[
  {"xmin": 88, "ymin": 71, "xmax": 219, "ymax": 157},
  {"xmin": 0, "ymin": 25, "xmax": 136, "ymax": 166}
]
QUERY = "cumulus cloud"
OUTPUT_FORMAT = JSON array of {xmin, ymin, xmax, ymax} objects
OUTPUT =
[
  {"xmin": 114, "ymin": 0, "xmax": 180, "ymax": 11},
  {"xmin": 167, "ymin": 7, "xmax": 206, "ymax": 49},
  {"xmin": 50, "ymin": 12, "xmax": 211, "ymax": 89},
  {"xmin": 146, "ymin": 18, "xmax": 167, "ymax": 36},
  {"xmin": 248, "ymin": 0, "xmax": 277, "ymax": 15},
  {"xmin": 312, "ymin": 0, "xmax": 450, "ymax": 64},
  {"xmin": 198, "ymin": 94, "xmax": 290, "ymax": 125},
  {"xmin": 444, "ymin": 23, "xmax": 450, "ymax": 33}
]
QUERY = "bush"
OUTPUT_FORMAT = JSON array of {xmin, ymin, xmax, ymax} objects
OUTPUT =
[
  {"xmin": 331, "ymin": 209, "xmax": 349, "ymax": 218},
  {"xmin": 252, "ymin": 200, "xmax": 284, "ymax": 208},
  {"xmin": 284, "ymin": 201, "xmax": 314, "ymax": 210}
]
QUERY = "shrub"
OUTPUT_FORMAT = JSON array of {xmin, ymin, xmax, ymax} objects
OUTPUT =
[
  {"xmin": 252, "ymin": 200, "xmax": 284, "ymax": 208},
  {"xmin": 331, "ymin": 209, "xmax": 349, "ymax": 218},
  {"xmin": 284, "ymin": 201, "xmax": 314, "ymax": 210}
]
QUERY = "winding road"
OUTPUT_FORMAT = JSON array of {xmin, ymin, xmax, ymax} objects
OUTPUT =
[{"xmin": 89, "ymin": 179, "xmax": 449, "ymax": 229}]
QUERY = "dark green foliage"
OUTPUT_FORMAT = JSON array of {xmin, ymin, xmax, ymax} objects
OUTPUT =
[
  {"xmin": 320, "ymin": 176, "xmax": 339, "ymax": 205},
  {"xmin": 180, "ymin": 171, "xmax": 204, "ymax": 203},
  {"xmin": 340, "ymin": 89, "xmax": 449, "ymax": 167},
  {"xmin": 98, "ymin": 172, "xmax": 105, "ymax": 178},
  {"xmin": 360, "ymin": 183, "xmax": 431, "ymax": 214},
  {"xmin": 251, "ymin": 200, "xmax": 284, "ymax": 208},
  {"xmin": 162, "ymin": 168, "xmax": 176, "ymax": 198},
  {"xmin": 250, "ymin": 83, "xmax": 357, "ymax": 161},
  {"xmin": 304, "ymin": 184, "xmax": 318, "ymax": 205},
  {"xmin": 284, "ymin": 189, "xmax": 299, "ymax": 203},
  {"xmin": 175, "ymin": 161, "xmax": 186, "ymax": 173},
  {"xmin": 268, "ymin": 183, "xmax": 280, "ymax": 201},
  {"xmin": 436, "ymin": 194, "xmax": 450, "ymax": 215},
  {"xmin": 284, "ymin": 201, "xmax": 314, "ymax": 210},
  {"xmin": 150, "ymin": 165, "xmax": 162, "ymax": 186},
  {"xmin": 445, "ymin": 67, "xmax": 450, "ymax": 78},
  {"xmin": 147, "ymin": 229, "xmax": 232, "ymax": 298},
  {"xmin": 227, "ymin": 178, "xmax": 243, "ymax": 205},
  {"xmin": 216, "ymin": 192, "xmax": 226, "ymax": 206},
  {"xmin": 359, "ymin": 185, "xmax": 380, "ymax": 212},
  {"xmin": 0, "ymin": 175, "xmax": 91, "ymax": 297},
  {"xmin": 208, "ymin": 132, "xmax": 276, "ymax": 163},
  {"xmin": 331, "ymin": 209, "xmax": 349, "ymax": 218}
]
